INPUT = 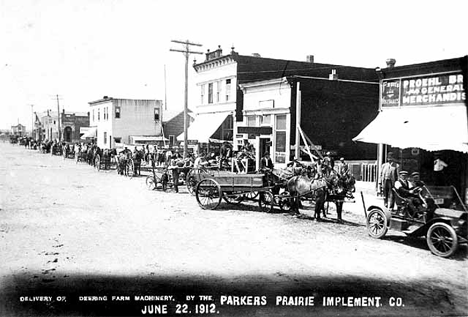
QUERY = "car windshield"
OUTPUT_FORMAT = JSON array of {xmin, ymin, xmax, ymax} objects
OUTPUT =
[{"xmin": 422, "ymin": 185, "xmax": 467, "ymax": 211}]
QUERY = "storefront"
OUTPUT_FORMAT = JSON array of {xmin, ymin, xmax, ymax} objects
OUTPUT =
[{"xmin": 354, "ymin": 56, "xmax": 468, "ymax": 202}]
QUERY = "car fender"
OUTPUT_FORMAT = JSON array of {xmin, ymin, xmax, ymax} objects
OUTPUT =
[{"xmin": 367, "ymin": 205, "xmax": 392, "ymax": 226}]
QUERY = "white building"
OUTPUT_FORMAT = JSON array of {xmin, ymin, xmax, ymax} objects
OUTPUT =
[{"xmin": 87, "ymin": 97, "xmax": 163, "ymax": 148}]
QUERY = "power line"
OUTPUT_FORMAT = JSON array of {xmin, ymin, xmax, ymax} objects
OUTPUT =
[{"xmin": 169, "ymin": 39, "xmax": 203, "ymax": 158}]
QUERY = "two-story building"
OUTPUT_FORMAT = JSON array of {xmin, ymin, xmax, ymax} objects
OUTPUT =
[
  {"xmin": 87, "ymin": 97, "xmax": 163, "ymax": 148},
  {"xmin": 185, "ymin": 48, "xmax": 378, "ymax": 164},
  {"xmin": 11, "ymin": 124, "xmax": 26, "ymax": 136}
]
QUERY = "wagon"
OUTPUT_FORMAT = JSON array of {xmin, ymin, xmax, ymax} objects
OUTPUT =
[
  {"xmin": 365, "ymin": 185, "xmax": 468, "ymax": 258},
  {"xmin": 94, "ymin": 152, "xmax": 116, "ymax": 171},
  {"xmin": 75, "ymin": 150, "xmax": 88, "ymax": 164},
  {"xmin": 195, "ymin": 173, "xmax": 275, "ymax": 212},
  {"xmin": 185, "ymin": 166, "xmax": 237, "ymax": 195}
]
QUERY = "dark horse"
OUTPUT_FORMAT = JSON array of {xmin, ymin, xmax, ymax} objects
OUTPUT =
[
  {"xmin": 315, "ymin": 171, "xmax": 356, "ymax": 223},
  {"xmin": 286, "ymin": 175, "xmax": 328, "ymax": 215}
]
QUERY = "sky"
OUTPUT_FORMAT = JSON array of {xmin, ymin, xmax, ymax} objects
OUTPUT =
[{"xmin": 1, "ymin": 0, "xmax": 467, "ymax": 131}]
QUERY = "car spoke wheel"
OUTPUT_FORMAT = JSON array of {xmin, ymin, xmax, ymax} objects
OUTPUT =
[
  {"xmin": 426, "ymin": 222, "xmax": 458, "ymax": 258},
  {"xmin": 196, "ymin": 179, "xmax": 221, "ymax": 210},
  {"xmin": 366, "ymin": 208, "xmax": 388, "ymax": 239}
]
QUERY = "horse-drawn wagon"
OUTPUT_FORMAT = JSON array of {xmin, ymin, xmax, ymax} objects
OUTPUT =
[
  {"xmin": 365, "ymin": 185, "xmax": 467, "ymax": 258},
  {"xmin": 94, "ymin": 149, "xmax": 117, "ymax": 171},
  {"xmin": 195, "ymin": 173, "xmax": 276, "ymax": 212}
]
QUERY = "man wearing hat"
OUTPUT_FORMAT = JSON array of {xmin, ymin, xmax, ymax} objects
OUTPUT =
[
  {"xmin": 260, "ymin": 152, "xmax": 274, "ymax": 172},
  {"xmin": 379, "ymin": 153, "xmax": 399, "ymax": 209},
  {"xmin": 338, "ymin": 157, "xmax": 349, "ymax": 176},
  {"xmin": 395, "ymin": 170, "xmax": 423, "ymax": 215}
]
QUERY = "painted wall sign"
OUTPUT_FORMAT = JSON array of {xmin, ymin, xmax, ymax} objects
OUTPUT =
[{"xmin": 382, "ymin": 73, "xmax": 465, "ymax": 108}]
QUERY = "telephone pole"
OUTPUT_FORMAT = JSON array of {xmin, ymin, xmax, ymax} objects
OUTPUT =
[
  {"xmin": 170, "ymin": 39, "xmax": 203, "ymax": 158},
  {"xmin": 50, "ymin": 95, "xmax": 63, "ymax": 142}
]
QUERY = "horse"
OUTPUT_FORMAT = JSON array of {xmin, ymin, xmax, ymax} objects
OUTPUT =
[
  {"xmin": 315, "ymin": 171, "xmax": 356, "ymax": 223},
  {"xmin": 286, "ymin": 175, "xmax": 328, "ymax": 215}
]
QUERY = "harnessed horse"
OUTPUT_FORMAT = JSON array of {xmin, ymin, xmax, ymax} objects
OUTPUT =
[{"xmin": 315, "ymin": 171, "xmax": 356, "ymax": 222}]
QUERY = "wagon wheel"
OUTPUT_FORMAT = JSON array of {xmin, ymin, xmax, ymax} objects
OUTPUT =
[
  {"xmin": 366, "ymin": 208, "xmax": 389, "ymax": 239},
  {"xmin": 145, "ymin": 176, "xmax": 157, "ymax": 190},
  {"xmin": 243, "ymin": 191, "xmax": 259, "ymax": 201},
  {"xmin": 278, "ymin": 192, "xmax": 293, "ymax": 211},
  {"xmin": 223, "ymin": 192, "xmax": 244, "ymax": 205},
  {"xmin": 126, "ymin": 159, "xmax": 135, "ymax": 178},
  {"xmin": 95, "ymin": 154, "xmax": 101, "ymax": 171},
  {"xmin": 426, "ymin": 222, "xmax": 458, "ymax": 258},
  {"xmin": 258, "ymin": 191, "xmax": 274, "ymax": 213},
  {"xmin": 186, "ymin": 175, "xmax": 198, "ymax": 195},
  {"xmin": 196, "ymin": 179, "xmax": 222, "ymax": 210}
]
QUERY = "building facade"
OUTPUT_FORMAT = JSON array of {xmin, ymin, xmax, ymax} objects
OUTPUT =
[
  {"xmin": 186, "ymin": 46, "xmax": 378, "ymax": 157},
  {"xmin": 38, "ymin": 110, "xmax": 89, "ymax": 143},
  {"xmin": 354, "ymin": 56, "xmax": 468, "ymax": 202},
  {"xmin": 239, "ymin": 75, "xmax": 380, "ymax": 169},
  {"xmin": 11, "ymin": 124, "xmax": 26, "ymax": 136},
  {"xmin": 88, "ymin": 97, "xmax": 163, "ymax": 148}
]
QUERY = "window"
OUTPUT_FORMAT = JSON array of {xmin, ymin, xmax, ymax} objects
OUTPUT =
[
  {"xmin": 208, "ymin": 83, "xmax": 213, "ymax": 104},
  {"xmin": 154, "ymin": 108, "xmax": 160, "ymax": 121},
  {"xmin": 104, "ymin": 132, "xmax": 107, "ymax": 144},
  {"xmin": 216, "ymin": 81, "xmax": 221, "ymax": 103},
  {"xmin": 98, "ymin": 109, "xmax": 100, "ymax": 121},
  {"xmin": 201, "ymin": 84, "xmax": 205, "ymax": 104},
  {"xmin": 92, "ymin": 109, "xmax": 95, "ymax": 122},
  {"xmin": 247, "ymin": 116, "xmax": 256, "ymax": 127},
  {"xmin": 169, "ymin": 135, "xmax": 175, "ymax": 146},
  {"xmin": 115, "ymin": 106, "xmax": 121, "ymax": 119},
  {"xmin": 226, "ymin": 79, "xmax": 231, "ymax": 101},
  {"xmin": 275, "ymin": 115, "xmax": 287, "ymax": 163},
  {"xmin": 114, "ymin": 137, "xmax": 122, "ymax": 143},
  {"xmin": 260, "ymin": 115, "xmax": 271, "ymax": 126}
]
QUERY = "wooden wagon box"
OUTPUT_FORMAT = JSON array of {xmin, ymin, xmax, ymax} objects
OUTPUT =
[{"xmin": 213, "ymin": 174, "xmax": 266, "ymax": 188}]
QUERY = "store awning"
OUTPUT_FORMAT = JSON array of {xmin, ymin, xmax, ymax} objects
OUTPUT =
[
  {"xmin": 177, "ymin": 112, "xmax": 229, "ymax": 143},
  {"xmin": 80, "ymin": 127, "xmax": 97, "ymax": 139},
  {"xmin": 353, "ymin": 105, "xmax": 468, "ymax": 153}
]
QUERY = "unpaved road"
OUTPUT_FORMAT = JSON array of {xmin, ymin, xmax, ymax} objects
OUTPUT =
[{"xmin": 0, "ymin": 142, "xmax": 466, "ymax": 317}]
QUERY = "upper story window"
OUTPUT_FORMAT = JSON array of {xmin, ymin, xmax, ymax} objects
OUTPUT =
[
  {"xmin": 92, "ymin": 110, "xmax": 95, "ymax": 122},
  {"xmin": 246, "ymin": 115, "xmax": 256, "ymax": 127},
  {"xmin": 154, "ymin": 108, "xmax": 160, "ymax": 121},
  {"xmin": 260, "ymin": 115, "xmax": 271, "ymax": 126},
  {"xmin": 208, "ymin": 83, "xmax": 213, "ymax": 104},
  {"xmin": 98, "ymin": 108, "xmax": 100, "ymax": 121},
  {"xmin": 201, "ymin": 84, "xmax": 205, "ymax": 104},
  {"xmin": 216, "ymin": 81, "xmax": 221, "ymax": 103},
  {"xmin": 115, "ymin": 106, "xmax": 121, "ymax": 119},
  {"xmin": 226, "ymin": 79, "xmax": 231, "ymax": 101}
]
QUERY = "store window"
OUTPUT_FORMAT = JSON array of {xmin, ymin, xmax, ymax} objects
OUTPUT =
[{"xmin": 275, "ymin": 115, "xmax": 287, "ymax": 163}]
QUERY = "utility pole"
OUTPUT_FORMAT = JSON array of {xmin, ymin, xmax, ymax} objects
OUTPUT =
[
  {"xmin": 170, "ymin": 39, "xmax": 203, "ymax": 158},
  {"xmin": 50, "ymin": 95, "xmax": 63, "ymax": 142}
]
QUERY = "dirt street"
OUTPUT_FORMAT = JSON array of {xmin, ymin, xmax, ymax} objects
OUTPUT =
[{"xmin": 0, "ymin": 142, "xmax": 467, "ymax": 317}]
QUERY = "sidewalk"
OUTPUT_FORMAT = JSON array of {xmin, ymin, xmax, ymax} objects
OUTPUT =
[{"xmin": 344, "ymin": 181, "xmax": 384, "ymax": 217}]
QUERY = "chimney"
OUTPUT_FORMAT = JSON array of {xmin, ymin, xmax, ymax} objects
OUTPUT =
[
  {"xmin": 103, "ymin": 96, "xmax": 108, "ymax": 99},
  {"xmin": 306, "ymin": 55, "xmax": 314, "ymax": 63},
  {"xmin": 386, "ymin": 58, "xmax": 396, "ymax": 68},
  {"xmin": 329, "ymin": 69, "xmax": 338, "ymax": 80}
]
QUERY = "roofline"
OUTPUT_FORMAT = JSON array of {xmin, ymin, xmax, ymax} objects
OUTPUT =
[
  {"xmin": 88, "ymin": 98, "xmax": 160, "ymax": 105},
  {"xmin": 239, "ymin": 75, "xmax": 379, "ymax": 88}
]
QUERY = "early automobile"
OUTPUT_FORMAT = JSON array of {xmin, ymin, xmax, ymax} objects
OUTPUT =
[{"xmin": 365, "ymin": 185, "xmax": 467, "ymax": 258}]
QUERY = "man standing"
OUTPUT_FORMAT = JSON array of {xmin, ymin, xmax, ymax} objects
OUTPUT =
[
  {"xmin": 433, "ymin": 154, "xmax": 448, "ymax": 186},
  {"xmin": 260, "ymin": 152, "xmax": 274, "ymax": 172},
  {"xmin": 379, "ymin": 153, "xmax": 399, "ymax": 210}
]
